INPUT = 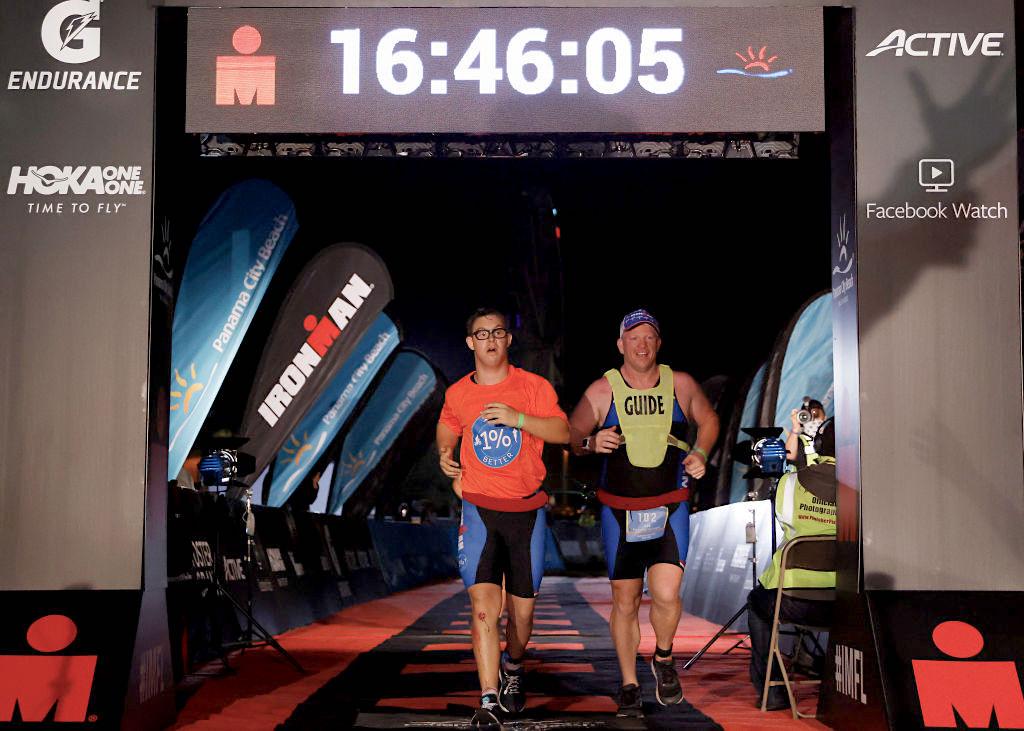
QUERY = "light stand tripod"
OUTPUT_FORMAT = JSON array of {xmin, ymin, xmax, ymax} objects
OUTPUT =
[
  {"xmin": 214, "ymin": 487, "xmax": 305, "ymax": 674},
  {"xmin": 683, "ymin": 476, "xmax": 779, "ymax": 671}
]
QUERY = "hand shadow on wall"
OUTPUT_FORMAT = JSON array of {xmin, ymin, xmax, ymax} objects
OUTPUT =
[{"xmin": 857, "ymin": 61, "xmax": 1016, "ymax": 339}]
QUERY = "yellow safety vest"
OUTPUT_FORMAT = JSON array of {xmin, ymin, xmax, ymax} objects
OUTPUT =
[
  {"xmin": 604, "ymin": 365, "xmax": 677, "ymax": 468},
  {"xmin": 759, "ymin": 467, "xmax": 837, "ymax": 590},
  {"xmin": 798, "ymin": 432, "xmax": 820, "ymax": 465}
]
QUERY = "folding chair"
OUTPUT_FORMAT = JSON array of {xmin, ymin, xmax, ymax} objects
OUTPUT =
[{"xmin": 759, "ymin": 535, "xmax": 836, "ymax": 719}]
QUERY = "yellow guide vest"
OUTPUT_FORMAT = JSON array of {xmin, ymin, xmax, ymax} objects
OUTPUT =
[
  {"xmin": 759, "ymin": 469, "xmax": 837, "ymax": 590},
  {"xmin": 604, "ymin": 365, "xmax": 676, "ymax": 468}
]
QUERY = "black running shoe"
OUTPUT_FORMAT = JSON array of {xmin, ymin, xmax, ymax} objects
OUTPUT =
[
  {"xmin": 471, "ymin": 696, "xmax": 503, "ymax": 730},
  {"xmin": 616, "ymin": 683, "xmax": 644, "ymax": 718},
  {"xmin": 650, "ymin": 657, "xmax": 683, "ymax": 705},
  {"xmin": 498, "ymin": 653, "xmax": 526, "ymax": 714}
]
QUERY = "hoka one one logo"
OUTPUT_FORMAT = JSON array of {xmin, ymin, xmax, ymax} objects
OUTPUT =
[
  {"xmin": 866, "ymin": 29, "xmax": 1004, "ymax": 57},
  {"xmin": 7, "ymin": 165, "xmax": 144, "ymax": 195}
]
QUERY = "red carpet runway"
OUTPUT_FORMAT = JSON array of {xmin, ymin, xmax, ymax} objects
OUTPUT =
[{"xmin": 171, "ymin": 577, "xmax": 829, "ymax": 730}]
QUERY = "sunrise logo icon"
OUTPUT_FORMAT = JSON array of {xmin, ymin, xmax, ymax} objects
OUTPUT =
[
  {"xmin": 717, "ymin": 46, "xmax": 794, "ymax": 78},
  {"xmin": 171, "ymin": 364, "xmax": 204, "ymax": 414}
]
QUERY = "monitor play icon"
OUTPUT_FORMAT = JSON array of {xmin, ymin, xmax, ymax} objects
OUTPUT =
[{"xmin": 919, "ymin": 159, "xmax": 955, "ymax": 193}]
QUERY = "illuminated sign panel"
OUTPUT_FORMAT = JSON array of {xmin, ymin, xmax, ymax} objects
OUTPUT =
[{"xmin": 186, "ymin": 8, "xmax": 824, "ymax": 133}]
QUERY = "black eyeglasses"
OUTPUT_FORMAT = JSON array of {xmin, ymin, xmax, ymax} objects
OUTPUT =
[{"xmin": 471, "ymin": 327, "xmax": 509, "ymax": 341}]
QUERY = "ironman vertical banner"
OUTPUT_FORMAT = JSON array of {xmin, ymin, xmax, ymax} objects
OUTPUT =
[
  {"xmin": 239, "ymin": 244, "xmax": 394, "ymax": 484},
  {"xmin": 168, "ymin": 179, "xmax": 297, "ymax": 480}
]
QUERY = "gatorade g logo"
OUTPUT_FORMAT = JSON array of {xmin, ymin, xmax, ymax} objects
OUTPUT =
[
  {"xmin": 913, "ymin": 621, "xmax": 1024, "ymax": 728},
  {"xmin": 41, "ymin": 0, "xmax": 101, "ymax": 64},
  {"xmin": 0, "ymin": 615, "xmax": 98, "ymax": 722},
  {"xmin": 471, "ymin": 417, "xmax": 521, "ymax": 468}
]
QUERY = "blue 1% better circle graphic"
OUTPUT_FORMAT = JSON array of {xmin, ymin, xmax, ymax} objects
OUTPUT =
[{"xmin": 471, "ymin": 417, "xmax": 523, "ymax": 468}]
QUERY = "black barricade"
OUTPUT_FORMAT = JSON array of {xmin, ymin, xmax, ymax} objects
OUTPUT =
[
  {"xmin": 325, "ymin": 516, "xmax": 390, "ymax": 604},
  {"xmin": 170, "ymin": 490, "xmax": 467, "ymax": 679},
  {"xmin": 368, "ymin": 518, "xmax": 459, "ymax": 593},
  {"xmin": 548, "ymin": 520, "xmax": 605, "ymax": 571},
  {"xmin": 248, "ymin": 505, "xmax": 311, "ymax": 635},
  {"xmin": 288, "ymin": 510, "xmax": 351, "ymax": 617},
  {"xmin": 167, "ymin": 490, "xmax": 247, "ymax": 678}
]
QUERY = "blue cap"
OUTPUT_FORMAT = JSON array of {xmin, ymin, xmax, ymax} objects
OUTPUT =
[{"xmin": 619, "ymin": 308, "xmax": 660, "ymax": 337}]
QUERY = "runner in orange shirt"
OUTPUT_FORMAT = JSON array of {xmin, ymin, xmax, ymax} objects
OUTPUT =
[{"xmin": 437, "ymin": 307, "xmax": 569, "ymax": 730}]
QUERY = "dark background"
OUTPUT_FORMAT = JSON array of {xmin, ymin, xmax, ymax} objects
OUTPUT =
[
  {"xmin": 155, "ymin": 6, "xmax": 832, "ymax": 510},
  {"xmin": 182, "ymin": 150, "xmax": 831, "ymax": 427},
  {"xmin": 156, "ymin": 5, "xmax": 831, "ymax": 457}
]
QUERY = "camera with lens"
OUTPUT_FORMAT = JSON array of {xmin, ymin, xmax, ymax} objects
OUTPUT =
[
  {"xmin": 796, "ymin": 396, "xmax": 814, "ymax": 425},
  {"xmin": 797, "ymin": 396, "xmax": 828, "ymax": 429}
]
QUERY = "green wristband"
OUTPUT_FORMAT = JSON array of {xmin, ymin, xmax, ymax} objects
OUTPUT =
[
  {"xmin": 516, "ymin": 412, "xmax": 525, "ymax": 429},
  {"xmin": 692, "ymin": 446, "xmax": 709, "ymax": 462}
]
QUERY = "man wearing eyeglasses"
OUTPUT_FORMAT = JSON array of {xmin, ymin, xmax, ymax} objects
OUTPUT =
[
  {"xmin": 436, "ymin": 306, "xmax": 569, "ymax": 730},
  {"xmin": 569, "ymin": 309, "xmax": 719, "ymax": 719}
]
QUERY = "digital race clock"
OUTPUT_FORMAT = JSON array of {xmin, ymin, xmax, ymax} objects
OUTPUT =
[{"xmin": 186, "ymin": 8, "xmax": 824, "ymax": 134}]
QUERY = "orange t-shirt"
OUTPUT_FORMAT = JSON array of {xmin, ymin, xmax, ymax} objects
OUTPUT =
[{"xmin": 439, "ymin": 365, "xmax": 566, "ymax": 511}]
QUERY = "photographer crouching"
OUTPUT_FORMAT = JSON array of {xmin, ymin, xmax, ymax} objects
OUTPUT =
[{"xmin": 748, "ymin": 418, "xmax": 837, "ymax": 710}]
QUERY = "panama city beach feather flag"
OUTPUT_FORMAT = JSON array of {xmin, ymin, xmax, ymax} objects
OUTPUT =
[
  {"xmin": 168, "ymin": 179, "xmax": 297, "ymax": 479},
  {"xmin": 328, "ymin": 351, "xmax": 438, "ymax": 515}
]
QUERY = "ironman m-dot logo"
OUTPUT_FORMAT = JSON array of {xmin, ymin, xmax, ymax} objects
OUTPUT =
[
  {"xmin": 0, "ymin": 615, "xmax": 98, "ymax": 722},
  {"xmin": 41, "ymin": 0, "xmax": 101, "ymax": 64}
]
